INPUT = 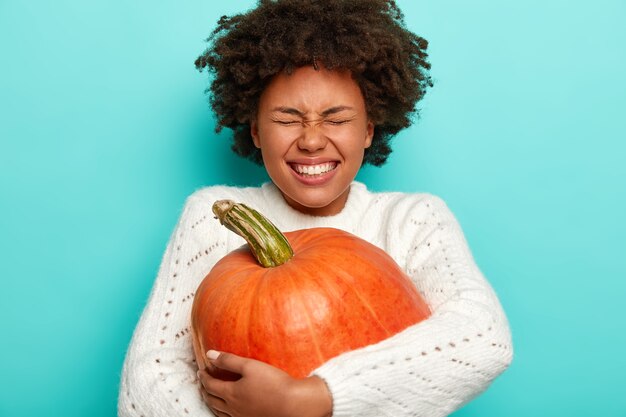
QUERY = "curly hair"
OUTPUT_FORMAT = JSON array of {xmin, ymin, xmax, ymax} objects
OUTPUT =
[{"xmin": 195, "ymin": 0, "xmax": 433, "ymax": 166}]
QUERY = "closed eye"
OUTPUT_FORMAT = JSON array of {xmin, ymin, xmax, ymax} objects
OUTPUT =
[
  {"xmin": 325, "ymin": 119, "xmax": 350, "ymax": 125},
  {"xmin": 273, "ymin": 119, "xmax": 301, "ymax": 126}
]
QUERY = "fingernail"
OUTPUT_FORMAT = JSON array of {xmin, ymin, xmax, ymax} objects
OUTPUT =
[{"xmin": 206, "ymin": 349, "xmax": 220, "ymax": 360}]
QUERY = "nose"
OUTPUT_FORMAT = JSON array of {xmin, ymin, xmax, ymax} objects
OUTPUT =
[{"xmin": 297, "ymin": 124, "xmax": 328, "ymax": 152}]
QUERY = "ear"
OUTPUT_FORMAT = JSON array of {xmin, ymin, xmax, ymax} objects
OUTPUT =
[
  {"xmin": 364, "ymin": 120, "xmax": 374, "ymax": 149},
  {"xmin": 250, "ymin": 119, "xmax": 261, "ymax": 149}
]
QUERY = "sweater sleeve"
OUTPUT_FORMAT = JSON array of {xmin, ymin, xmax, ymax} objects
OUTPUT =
[
  {"xmin": 311, "ymin": 195, "xmax": 513, "ymax": 417},
  {"xmin": 118, "ymin": 192, "xmax": 225, "ymax": 417}
]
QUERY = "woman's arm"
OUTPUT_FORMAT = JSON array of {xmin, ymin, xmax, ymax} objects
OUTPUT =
[
  {"xmin": 311, "ymin": 195, "xmax": 514, "ymax": 417},
  {"xmin": 118, "ymin": 192, "xmax": 227, "ymax": 417}
]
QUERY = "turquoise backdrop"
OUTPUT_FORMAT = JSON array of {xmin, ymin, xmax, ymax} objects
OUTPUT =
[{"xmin": 1, "ymin": 0, "xmax": 625, "ymax": 416}]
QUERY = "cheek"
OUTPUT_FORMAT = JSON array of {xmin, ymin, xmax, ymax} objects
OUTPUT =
[
  {"xmin": 258, "ymin": 130, "xmax": 294, "ymax": 156},
  {"xmin": 259, "ymin": 138, "xmax": 294, "ymax": 171},
  {"xmin": 331, "ymin": 128, "xmax": 370, "ymax": 155},
  {"xmin": 260, "ymin": 145, "xmax": 281, "ymax": 166}
]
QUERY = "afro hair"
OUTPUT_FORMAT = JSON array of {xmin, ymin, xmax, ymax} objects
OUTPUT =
[{"xmin": 195, "ymin": 0, "xmax": 433, "ymax": 166}]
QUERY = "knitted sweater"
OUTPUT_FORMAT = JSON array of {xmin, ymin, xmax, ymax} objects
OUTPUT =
[{"xmin": 118, "ymin": 182, "xmax": 513, "ymax": 417}]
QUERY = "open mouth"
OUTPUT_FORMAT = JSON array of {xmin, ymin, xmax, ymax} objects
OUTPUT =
[{"xmin": 289, "ymin": 162, "xmax": 338, "ymax": 177}]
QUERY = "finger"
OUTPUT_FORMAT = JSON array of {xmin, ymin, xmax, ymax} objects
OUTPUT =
[
  {"xmin": 197, "ymin": 369, "xmax": 229, "ymax": 398},
  {"xmin": 206, "ymin": 360, "xmax": 217, "ymax": 374},
  {"xmin": 200, "ymin": 389, "xmax": 230, "ymax": 416},
  {"xmin": 201, "ymin": 387, "xmax": 224, "ymax": 407},
  {"xmin": 197, "ymin": 369, "xmax": 210, "ymax": 391},
  {"xmin": 207, "ymin": 350, "xmax": 251, "ymax": 375},
  {"xmin": 210, "ymin": 407, "xmax": 232, "ymax": 417}
]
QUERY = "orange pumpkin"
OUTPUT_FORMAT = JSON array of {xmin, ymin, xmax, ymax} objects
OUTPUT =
[{"xmin": 191, "ymin": 200, "xmax": 431, "ymax": 378}]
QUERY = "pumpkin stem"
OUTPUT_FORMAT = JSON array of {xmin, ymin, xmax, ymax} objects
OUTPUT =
[{"xmin": 212, "ymin": 200, "xmax": 294, "ymax": 267}]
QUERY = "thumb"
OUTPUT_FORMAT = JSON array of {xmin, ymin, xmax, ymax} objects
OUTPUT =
[{"xmin": 206, "ymin": 350, "xmax": 249, "ymax": 374}]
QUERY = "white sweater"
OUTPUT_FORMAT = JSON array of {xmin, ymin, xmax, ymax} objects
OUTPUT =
[{"xmin": 118, "ymin": 182, "xmax": 513, "ymax": 417}]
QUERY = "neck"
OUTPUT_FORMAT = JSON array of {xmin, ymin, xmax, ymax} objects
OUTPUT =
[{"xmin": 280, "ymin": 187, "xmax": 350, "ymax": 217}]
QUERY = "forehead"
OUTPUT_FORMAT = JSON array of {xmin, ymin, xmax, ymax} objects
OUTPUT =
[{"xmin": 259, "ymin": 66, "xmax": 365, "ymax": 111}]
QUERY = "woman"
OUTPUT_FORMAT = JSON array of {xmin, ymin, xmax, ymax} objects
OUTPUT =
[{"xmin": 119, "ymin": 1, "xmax": 513, "ymax": 416}]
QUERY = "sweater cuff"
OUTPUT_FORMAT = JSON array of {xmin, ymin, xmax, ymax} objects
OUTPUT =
[{"xmin": 312, "ymin": 367, "xmax": 361, "ymax": 417}]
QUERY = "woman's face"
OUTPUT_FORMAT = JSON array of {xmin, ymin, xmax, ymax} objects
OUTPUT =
[{"xmin": 251, "ymin": 66, "xmax": 374, "ymax": 216}]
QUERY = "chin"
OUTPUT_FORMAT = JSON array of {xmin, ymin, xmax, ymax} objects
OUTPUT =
[
  {"xmin": 292, "ymin": 194, "xmax": 332, "ymax": 209},
  {"xmin": 285, "ymin": 187, "xmax": 348, "ymax": 216}
]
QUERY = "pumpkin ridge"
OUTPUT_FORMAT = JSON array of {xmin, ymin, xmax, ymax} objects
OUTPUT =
[
  {"xmin": 255, "ymin": 271, "xmax": 277, "ymax": 361},
  {"xmin": 219, "ymin": 272, "xmax": 253, "ymax": 356},
  {"xmin": 331, "ymin": 266, "xmax": 392, "ymax": 337},
  {"xmin": 286, "ymin": 268, "xmax": 326, "ymax": 373},
  {"xmin": 245, "ymin": 268, "xmax": 267, "ymax": 359}
]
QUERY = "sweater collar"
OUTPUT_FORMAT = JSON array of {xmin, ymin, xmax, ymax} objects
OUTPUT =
[{"xmin": 259, "ymin": 181, "xmax": 370, "ymax": 233}]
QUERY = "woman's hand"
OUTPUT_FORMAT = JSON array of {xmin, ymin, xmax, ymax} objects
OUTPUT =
[{"xmin": 197, "ymin": 350, "xmax": 332, "ymax": 417}]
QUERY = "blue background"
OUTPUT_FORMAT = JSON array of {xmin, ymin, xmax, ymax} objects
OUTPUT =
[{"xmin": 1, "ymin": 0, "xmax": 625, "ymax": 416}]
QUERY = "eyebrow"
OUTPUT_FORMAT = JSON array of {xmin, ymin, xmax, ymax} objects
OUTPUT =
[{"xmin": 270, "ymin": 106, "xmax": 355, "ymax": 117}]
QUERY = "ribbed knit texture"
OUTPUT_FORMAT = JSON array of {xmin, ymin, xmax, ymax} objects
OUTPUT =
[{"xmin": 118, "ymin": 182, "xmax": 513, "ymax": 417}]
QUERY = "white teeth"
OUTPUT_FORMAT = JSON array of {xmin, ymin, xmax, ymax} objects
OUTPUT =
[{"xmin": 292, "ymin": 162, "xmax": 336, "ymax": 176}]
